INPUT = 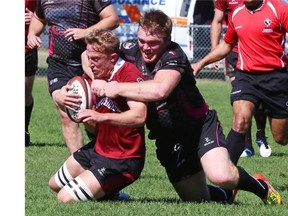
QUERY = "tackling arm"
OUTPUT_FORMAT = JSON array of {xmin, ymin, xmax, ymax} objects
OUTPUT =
[{"xmin": 100, "ymin": 69, "xmax": 181, "ymax": 102}]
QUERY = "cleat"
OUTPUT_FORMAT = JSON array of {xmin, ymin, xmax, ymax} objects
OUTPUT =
[
  {"xmin": 240, "ymin": 147, "xmax": 255, "ymax": 158},
  {"xmin": 253, "ymin": 174, "xmax": 282, "ymax": 205},
  {"xmin": 256, "ymin": 138, "xmax": 272, "ymax": 157}
]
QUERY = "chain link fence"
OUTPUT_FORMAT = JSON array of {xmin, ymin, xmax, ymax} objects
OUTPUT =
[{"xmin": 36, "ymin": 24, "xmax": 288, "ymax": 81}]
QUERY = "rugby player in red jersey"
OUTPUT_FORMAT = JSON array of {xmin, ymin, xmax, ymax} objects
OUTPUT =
[
  {"xmin": 48, "ymin": 29, "xmax": 147, "ymax": 202},
  {"xmin": 192, "ymin": 0, "xmax": 288, "ymax": 166},
  {"xmin": 210, "ymin": 0, "xmax": 272, "ymax": 158}
]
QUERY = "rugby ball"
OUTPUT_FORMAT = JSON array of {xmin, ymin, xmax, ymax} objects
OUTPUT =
[{"xmin": 65, "ymin": 76, "xmax": 92, "ymax": 123}]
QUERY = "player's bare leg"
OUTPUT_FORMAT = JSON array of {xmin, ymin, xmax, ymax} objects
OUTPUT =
[
  {"xmin": 59, "ymin": 108, "xmax": 84, "ymax": 153},
  {"xmin": 201, "ymin": 147, "xmax": 238, "ymax": 189},
  {"xmin": 269, "ymin": 117, "xmax": 288, "ymax": 145},
  {"xmin": 172, "ymin": 170, "xmax": 210, "ymax": 202}
]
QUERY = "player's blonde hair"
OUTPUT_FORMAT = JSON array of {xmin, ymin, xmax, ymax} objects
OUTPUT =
[
  {"xmin": 138, "ymin": 9, "xmax": 172, "ymax": 40},
  {"xmin": 85, "ymin": 29, "xmax": 120, "ymax": 54}
]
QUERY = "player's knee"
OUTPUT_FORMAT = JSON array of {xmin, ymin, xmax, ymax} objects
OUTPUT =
[
  {"xmin": 57, "ymin": 189, "xmax": 74, "ymax": 203},
  {"xmin": 233, "ymin": 116, "xmax": 251, "ymax": 133},
  {"xmin": 207, "ymin": 171, "xmax": 236, "ymax": 189},
  {"xmin": 48, "ymin": 176, "xmax": 60, "ymax": 192},
  {"xmin": 273, "ymin": 135, "xmax": 288, "ymax": 146},
  {"xmin": 49, "ymin": 162, "xmax": 74, "ymax": 192}
]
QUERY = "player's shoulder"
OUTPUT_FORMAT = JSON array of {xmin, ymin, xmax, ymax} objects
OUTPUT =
[
  {"xmin": 119, "ymin": 40, "xmax": 140, "ymax": 61},
  {"xmin": 120, "ymin": 40, "xmax": 138, "ymax": 52},
  {"xmin": 163, "ymin": 42, "xmax": 187, "ymax": 60},
  {"xmin": 271, "ymin": 0, "xmax": 288, "ymax": 7}
]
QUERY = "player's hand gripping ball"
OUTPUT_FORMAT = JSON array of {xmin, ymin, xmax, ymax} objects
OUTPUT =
[{"xmin": 65, "ymin": 76, "xmax": 92, "ymax": 123}]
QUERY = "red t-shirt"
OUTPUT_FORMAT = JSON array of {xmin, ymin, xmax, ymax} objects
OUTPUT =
[
  {"xmin": 85, "ymin": 59, "xmax": 146, "ymax": 159},
  {"xmin": 25, "ymin": 0, "xmax": 38, "ymax": 53},
  {"xmin": 224, "ymin": 0, "xmax": 288, "ymax": 72},
  {"xmin": 215, "ymin": 0, "xmax": 245, "ymax": 53}
]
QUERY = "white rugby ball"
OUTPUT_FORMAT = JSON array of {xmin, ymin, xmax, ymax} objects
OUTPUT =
[{"xmin": 65, "ymin": 76, "xmax": 92, "ymax": 123}]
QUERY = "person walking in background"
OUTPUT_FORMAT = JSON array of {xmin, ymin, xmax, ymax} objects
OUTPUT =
[
  {"xmin": 192, "ymin": 0, "xmax": 288, "ymax": 166},
  {"xmin": 48, "ymin": 29, "xmax": 147, "ymax": 202},
  {"xmin": 210, "ymin": 0, "xmax": 272, "ymax": 158},
  {"xmin": 25, "ymin": 0, "xmax": 38, "ymax": 147},
  {"xmin": 26, "ymin": 0, "xmax": 119, "ymax": 153},
  {"xmin": 192, "ymin": 0, "xmax": 215, "ymax": 61},
  {"xmin": 88, "ymin": 9, "xmax": 282, "ymax": 205}
]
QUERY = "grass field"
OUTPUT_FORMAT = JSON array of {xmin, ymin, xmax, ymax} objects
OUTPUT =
[{"xmin": 25, "ymin": 77, "xmax": 288, "ymax": 216}]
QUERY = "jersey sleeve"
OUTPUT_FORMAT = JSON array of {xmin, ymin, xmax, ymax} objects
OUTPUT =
[
  {"xmin": 223, "ymin": 18, "xmax": 238, "ymax": 45},
  {"xmin": 93, "ymin": 0, "xmax": 112, "ymax": 13},
  {"xmin": 159, "ymin": 43, "xmax": 192, "ymax": 76},
  {"xmin": 214, "ymin": 0, "xmax": 227, "ymax": 12},
  {"xmin": 278, "ymin": 0, "xmax": 288, "ymax": 32}
]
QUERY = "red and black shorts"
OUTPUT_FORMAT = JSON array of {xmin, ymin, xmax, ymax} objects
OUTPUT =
[{"xmin": 231, "ymin": 68, "xmax": 288, "ymax": 118}]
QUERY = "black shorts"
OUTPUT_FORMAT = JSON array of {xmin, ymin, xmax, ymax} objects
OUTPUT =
[
  {"xmin": 224, "ymin": 51, "xmax": 237, "ymax": 78},
  {"xmin": 25, "ymin": 49, "xmax": 38, "ymax": 77},
  {"xmin": 73, "ymin": 141, "xmax": 145, "ymax": 195},
  {"xmin": 231, "ymin": 68, "xmax": 288, "ymax": 118},
  {"xmin": 155, "ymin": 109, "xmax": 227, "ymax": 183},
  {"xmin": 46, "ymin": 57, "xmax": 84, "ymax": 94}
]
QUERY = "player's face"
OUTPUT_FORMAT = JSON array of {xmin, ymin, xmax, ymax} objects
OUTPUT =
[
  {"xmin": 137, "ymin": 27, "xmax": 168, "ymax": 64},
  {"xmin": 86, "ymin": 44, "xmax": 115, "ymax": 79},
  {"xmin": 245, "ymin": 0, "xmax": 261, "ymax": 6}
]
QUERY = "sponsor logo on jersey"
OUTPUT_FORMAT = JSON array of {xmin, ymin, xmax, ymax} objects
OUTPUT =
[
  {"xmin": 136, "ymin": 77, "xmax": 144, "ymax": 82},
  {"xmin": 263, "ymin": 18, "xmax": 273, "ymax": 33},
  {"xmin": 169, "ymin": 50, "xmax": 177, "ymax": 56},
  {"xmin": 123, "ymin": 41, "xmax": 136, "ymax": 49},
  {"xmin": 96, "ymin": 97, "xmax": 121, "ymax": 112}
]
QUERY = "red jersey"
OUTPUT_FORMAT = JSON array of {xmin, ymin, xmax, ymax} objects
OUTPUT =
[
  {"xmin": 214, "ymin": 0, "xmax": 245, "ymax": 53},
  {"xmin": 224, "ymin": 0, "xmax": 288, "ymax": 72},
  {"xmin": 90, "ymin": 59, "xmax": 146, "ymax": 159},
  {"xmin": 25, "ymin": 0, "xmax": 38, "ymax": 53}
]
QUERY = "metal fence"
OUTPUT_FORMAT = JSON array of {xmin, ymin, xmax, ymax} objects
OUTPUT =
[{"xmin": 36, "ymin": 24, "xmax": 288, "ymax": 81}]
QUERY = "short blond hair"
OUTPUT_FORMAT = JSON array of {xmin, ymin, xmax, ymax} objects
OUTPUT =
[{"xmin": 85, "ymin": 29, "xmax": 120, "ymax": 54}]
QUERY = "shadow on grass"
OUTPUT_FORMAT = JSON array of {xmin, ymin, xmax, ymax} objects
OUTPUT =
[
  {"xmin": 271, "ymin": 152, "xmax": 288, "ymax": 157},
  {"xmin": 26, "ymin": 142, "xmax": 64, "ymax": 148}
]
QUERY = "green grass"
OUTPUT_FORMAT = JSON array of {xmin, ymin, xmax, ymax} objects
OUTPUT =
[{"xmin": 25, "ymin": 77, "xmax": 288, "ymax": 216}]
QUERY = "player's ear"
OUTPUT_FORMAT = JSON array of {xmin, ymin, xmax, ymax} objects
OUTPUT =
[{"xmin": 110, "ymin": 53, "xmax": 118, "ymax": 63}]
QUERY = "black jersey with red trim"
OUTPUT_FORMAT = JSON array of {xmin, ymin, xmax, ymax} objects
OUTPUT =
[
  {"xmin": 35, "ymin": 0, "xmax": 111, "ymax": 65},
  {"xmin": 119, "ymin": 41, "xmax": 209, "ymax": 139}
]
